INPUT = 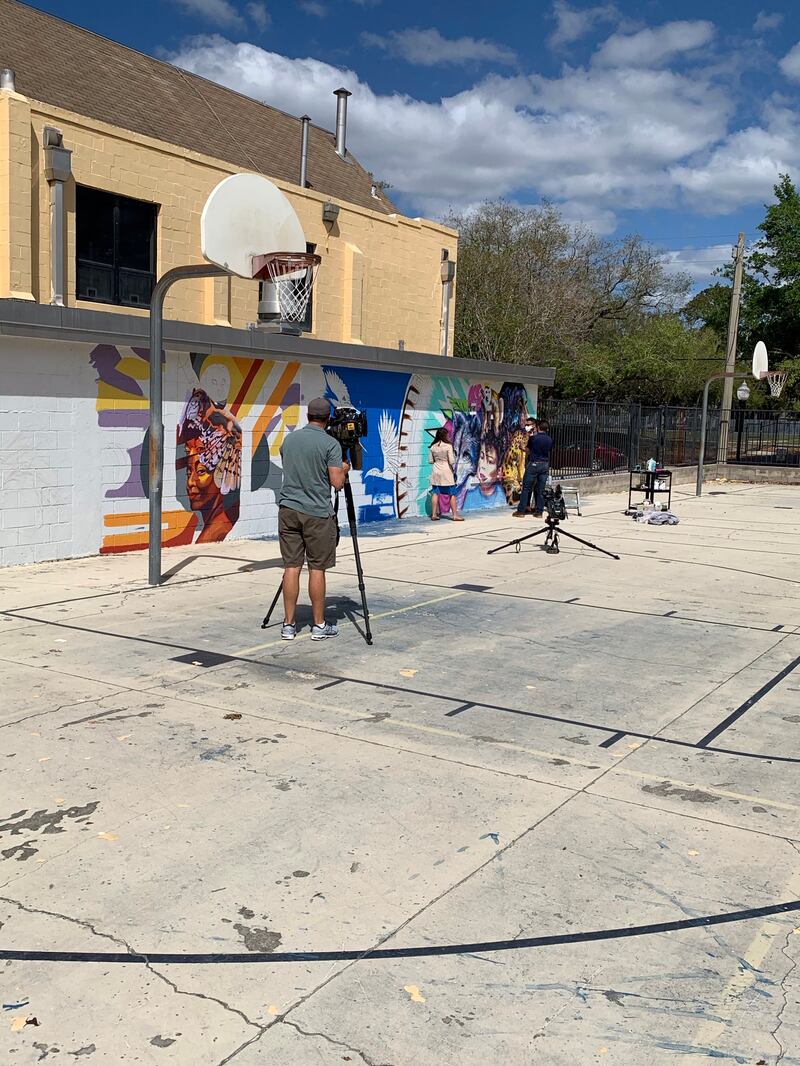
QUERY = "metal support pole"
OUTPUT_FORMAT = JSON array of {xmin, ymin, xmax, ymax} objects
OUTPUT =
[
  {"xmin": 696, "ymin": 371, "xmax": 749, "ymax": 497},
  {"xmin": 148, "ymin": 263, "xmax": 228, "ymax": 586},
  {"xmin": 49, "ymin": 180, "xmax": 65, "ymax": 306}
]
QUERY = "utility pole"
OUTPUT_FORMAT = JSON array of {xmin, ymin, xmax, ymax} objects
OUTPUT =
[{"xmin": 717, "ymin": 232, "xmax": 745, "ymax": 462}]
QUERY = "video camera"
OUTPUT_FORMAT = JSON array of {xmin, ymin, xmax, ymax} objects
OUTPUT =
[
  {"xmin": 327, "ymin": 405, "xmax": 368, "ymax": 470},
  {"xmin": 543, "ymin": 484, "xmax": 567, "ymax": 522}
]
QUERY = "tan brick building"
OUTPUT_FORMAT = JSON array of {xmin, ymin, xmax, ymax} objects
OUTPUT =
[
  {"xmin": 0, "ymin": 0, "xmax": 457, "ymax": 351},
  {"xmin": 0, "ymin": 0, "xmax": 553, "ymax": 569}
]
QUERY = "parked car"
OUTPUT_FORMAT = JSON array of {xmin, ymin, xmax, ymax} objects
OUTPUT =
[{"xmin": 554, "ymin": 441, "xmax": 628, "ymax": 472}]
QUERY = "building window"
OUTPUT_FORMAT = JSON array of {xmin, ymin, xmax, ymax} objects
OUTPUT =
[{"xmin": 76, "ymin": 186, "xmax": 157, "ymax": 308}]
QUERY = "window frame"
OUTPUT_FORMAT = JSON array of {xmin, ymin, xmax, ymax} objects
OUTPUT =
[{"xmin": 76, "ymin": 185, "xmax": 157, "ymax": 309}]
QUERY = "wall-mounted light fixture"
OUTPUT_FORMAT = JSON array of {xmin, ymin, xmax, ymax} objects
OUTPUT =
[{"xmin": 322, "ymin": 201, "xmax": 340, "ymax": 225}]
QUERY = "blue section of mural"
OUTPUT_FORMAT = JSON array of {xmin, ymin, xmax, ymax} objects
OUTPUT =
[{"xmin": 322, "ymin": 365, "xmax": 410, "ymax": 522}]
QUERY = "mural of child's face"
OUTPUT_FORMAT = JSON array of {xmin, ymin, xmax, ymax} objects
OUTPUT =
[
  {"xmin": 199, "ymin": 363, "xmax": 231, "ymax": 405},
  {"xmin": 477, "ymin": 443, "xmax": 499, "ymax": 494}
]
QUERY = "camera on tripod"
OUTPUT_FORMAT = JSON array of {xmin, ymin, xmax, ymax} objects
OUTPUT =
[
  {"xmin": 543, "ymin": 484, "xmax": 567, "ymax": 522},
  {"xmin": 326, "ymin": 405, "xmax": 368, "ymax": 470}
]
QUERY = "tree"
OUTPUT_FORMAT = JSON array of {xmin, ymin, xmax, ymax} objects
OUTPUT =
[
  {"xmin": 689, "ymin": 174, "xmax": 800, "ymax": 408},
  {"xmin": 446, "ymin": 200, "xmax": 689, "ymax": 367}
]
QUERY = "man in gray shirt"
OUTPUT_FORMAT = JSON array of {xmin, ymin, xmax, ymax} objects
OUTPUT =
[{"xmin": 278, "ymin": 397, "xmax": 349, "ymax": 640}]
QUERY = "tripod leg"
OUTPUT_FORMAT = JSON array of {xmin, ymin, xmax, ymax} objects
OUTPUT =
[
  {"xmin": 261, "ymin": 576, "xmax": 284, "ymax": 628},
  {"xmin": 343, "ymin": 481, "xmax": 373, "ymax": 645},
  {"xmin": 487, "ymin": 525, "xmax": 550, "ymax": 555},
  {"xmin": 556, "ymin": 527, "xmax": 620, "ymax": 561}
]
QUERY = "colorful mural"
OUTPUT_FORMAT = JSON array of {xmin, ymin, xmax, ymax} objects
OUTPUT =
[
  {"xmin": 87, "ymin": 346, "xmax": 538, "ymax": 556},
  {"xmin": 319, "ymin": 365, "xmax": 407, "ymax": 523},
  {"xmin": 91, "ymin": 345, "xmax": 300, "ymax": 553},
  {"xmin": 396, "ymin": 375, "xmax": 536, "ymax": 517}
]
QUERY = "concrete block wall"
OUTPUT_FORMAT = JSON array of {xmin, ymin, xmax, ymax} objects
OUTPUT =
[
  {"xmin": 0, "ymin": 89, "xmax": 457, "ymax": 355},
  {"xmin": 0, "ymin": 336, "xmax": 537, "ymax": 567}
]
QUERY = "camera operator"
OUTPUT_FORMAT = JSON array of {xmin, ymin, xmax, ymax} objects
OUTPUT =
[
  {"xmin": 278, "ymin": 397, "xmax": 349, "ymax": 641},
  {"xmin": 513, "ymin": 418, "xmax": 553, "ymax": 519}
]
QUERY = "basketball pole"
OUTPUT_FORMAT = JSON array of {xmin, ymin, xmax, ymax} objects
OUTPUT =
[
  {"xmin": 696, "ymin": 371, "xmax": 750, "ymax": 498},
  {"xmin": 148, "ymin": 263, "xmax": 228, "ymax": 586},
  {"xmin": 717, "ymin": 232, "xmax": 746, "ymax": 462}
]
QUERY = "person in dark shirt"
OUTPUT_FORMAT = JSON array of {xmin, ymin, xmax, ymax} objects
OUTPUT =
[{"xmin": 513, "ymin": 419, "xmax": 553, "ymax": 518}]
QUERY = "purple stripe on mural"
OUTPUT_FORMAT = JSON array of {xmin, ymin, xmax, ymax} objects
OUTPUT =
[{"xmin": 98, "ymin": 410, "xmax": 149, "ymax": 429}]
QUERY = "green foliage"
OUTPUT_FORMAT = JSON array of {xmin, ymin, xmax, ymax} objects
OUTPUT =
[
  {"xmin": 554, "ymin": 315, "xmax": 722, "ymax": 404},
  {"xmin": 690, "ymin": 173, "xmax": 800, "ymax": 409},
  {"xmin": 445, "ymin": 199, "xmax": 720, "ymax": 404}
]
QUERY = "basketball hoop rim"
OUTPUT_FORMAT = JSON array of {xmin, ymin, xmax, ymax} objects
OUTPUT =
[{"xmin": 252, "ymin": 251, "xmax": 321, "ymax": 279}]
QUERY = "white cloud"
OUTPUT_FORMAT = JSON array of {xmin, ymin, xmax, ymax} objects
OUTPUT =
[
  {"xmin": 175, "ymin": 0, "xmax": 245, "ymax": 29},
  {"xmin": 779, "ymin": 42, "xmax": 800, "ymax": 81},
  {"xmin": 594, "ymin": 20, "xmax": 715, "ymax": 68},
  {"xmin": 548, "ymin": 1, "xmax": 618, "ymax": 48},
  {"xmin": 361, "ymin": 28, "xmax": 516, "ymax": 67},
  {"xmin": 247, "ymin": 2, "xmax": 270, "ymax": 29},
  {"xmin": 167, "ymin": 31, "xmax": 792, "ymax": 229},
  {"xmin": 299, "ymin": 0, "xmax": 326, "ymax": 15},
  {"xmin": 669, "ymin": 100, "xmax": 800, "ymax": 213},
  {"xmin": 753, "ymin": 11, "xmax": 783, "ymax": 33},
  {"xmin": 660, "ymin": 244, "xmax": 731, "ymax": 287}
]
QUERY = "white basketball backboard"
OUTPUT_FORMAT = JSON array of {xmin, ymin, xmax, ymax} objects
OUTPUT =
[
  {"xmin": 752, "ymin": 341, "xmax": 769, "ymax": 380},
  {"xmin": 201, "ymin": 174, "xmax": 306, "ymax": 279}
]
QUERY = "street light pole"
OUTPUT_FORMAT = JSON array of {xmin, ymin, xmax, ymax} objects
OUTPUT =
[{"xmin": 148, "ymin": 264, "xmax": 229, "ymax": 586}]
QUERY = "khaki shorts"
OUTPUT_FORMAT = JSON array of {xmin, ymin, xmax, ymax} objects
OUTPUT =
[{"xmin": 278, "ymin": 506, "xmax": 338, "ymax": 571}]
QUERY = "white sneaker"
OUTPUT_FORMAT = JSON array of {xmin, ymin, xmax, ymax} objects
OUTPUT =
[
  {"xmin": 281, "ymin": 622, "xmax": 297, "ymax": 640},
  {"xmin": 311, "ymin": 622, "xmax": 339, "ymax": 641}
]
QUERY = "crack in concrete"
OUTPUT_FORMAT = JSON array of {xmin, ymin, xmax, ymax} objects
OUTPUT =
[
  {"xmin": 769, "ymin": 926, "xmax": 796, "ymax": 1065},
  {"xmin": 0, "ymin": 895, "xmax": 265, "ymax": 1047},
  {"xmin": 0, "ymin": 689, "xmax": 127, "ymax": 731},
  {"xmin": 281, "ymin": 1019, "xmax": 394, "ymax": 1066}
]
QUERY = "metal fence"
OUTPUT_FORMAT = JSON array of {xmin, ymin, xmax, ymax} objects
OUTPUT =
[
  {"xmin": 726, "ymin": 410, "xmax": 800, "ymax": 466},
  {"xmin": 538, "ymin": 399, "xmax": 722, "ymax": 479}
]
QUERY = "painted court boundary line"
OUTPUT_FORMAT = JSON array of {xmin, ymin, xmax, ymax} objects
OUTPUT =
[{"xmin": 3, "ymin": 900, "xmax": 799, "ymax": 964}]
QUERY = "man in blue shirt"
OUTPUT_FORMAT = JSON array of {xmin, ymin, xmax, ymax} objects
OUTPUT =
[{"xmin": 513, "ymin": 419, "xmax": 553, "ymax": 518}]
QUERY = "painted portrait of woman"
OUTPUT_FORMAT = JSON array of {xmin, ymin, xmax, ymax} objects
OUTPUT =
[{"xmin": 177, "ymin": 361, "xmax": 242, "ymax": 542}]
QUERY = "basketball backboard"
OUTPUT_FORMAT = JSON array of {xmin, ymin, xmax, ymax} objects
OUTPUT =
[
  {"xmin": 201, "ymin": 174, "xmax": 305, "ymax": 279},
  {"xmin": 752, "ymin": 341, "xmax": 769, "ymax": 380}
]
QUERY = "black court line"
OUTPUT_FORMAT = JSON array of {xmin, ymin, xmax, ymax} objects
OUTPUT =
[
  {"xmin": 3, "ymin": 899, "xmax": 798, "ymax": 965},
  {"xmin": 773, "ymin": 625, "xmax": 784, "ymax": 632},
  {"xmin": 697, "ymin": 653, "xmax": 800, "ymax": 748},
  {"xmin": 663, "ymin": 610, "xmax": 677, "ymax": 617},
  {"xmin": 315, "ymin": 679, "xmax": 348, "ymax": 691},
  {"xmin": 3, "ymin": 612, "xmax": 800, "ymax": 765},
  {"xmin": 600, "ymin": 731, "xmax": 626, "ymax": 749},
  {"xmin": 565, "ymin": 597, "xmax": 580, "ymax": 603},
  {"xmin": 444, "ymin": 702, "xmax": 475, "ymax": 718}
]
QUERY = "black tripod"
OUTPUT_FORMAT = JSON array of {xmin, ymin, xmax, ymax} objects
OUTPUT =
[
  {"xmin": 487, "ymin": 515, "xmax": 620, "ymax": 560},
  {"xmin": 261, "ymin": 462, "xmax": 373, "ymax": 645}
]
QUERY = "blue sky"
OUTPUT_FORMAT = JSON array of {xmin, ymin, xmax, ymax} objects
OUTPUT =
[{"xmin": 32, "ymin": 0, "xmax": 800, "ymax": 287}]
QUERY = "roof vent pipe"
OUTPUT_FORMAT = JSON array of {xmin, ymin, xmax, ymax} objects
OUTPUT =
[
  {"xmin": 333, "ymin": 87, "xmax": 351, "ymax": 159},
  {"xmin": 299, "ymin": 114, "xmax": 310, "ymax": 187},
  {"xmin": 1, "ymin": 68, "xmax": 16, "ymax": 92}
]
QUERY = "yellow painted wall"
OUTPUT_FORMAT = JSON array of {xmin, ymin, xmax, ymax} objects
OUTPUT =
[{"xmin": 0, "ymin": 88, "xmax": 458, "ymax": 355}]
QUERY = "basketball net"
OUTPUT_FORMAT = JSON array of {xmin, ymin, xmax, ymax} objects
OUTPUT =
[
  {"xmin": 253, "ymin": 252, "xmax": 321, "ymax": 323},
  {"xmin": 764, "ymin": 370, "xmax": 788, "ymax": 398}
]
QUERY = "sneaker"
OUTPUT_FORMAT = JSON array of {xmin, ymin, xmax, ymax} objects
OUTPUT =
[
  {"xmin": 512, "ymin": 511, "xmax": 528, "ymax": 518},
  {"xmin": 532, "ymin": 511, "xmax": 543, "ymax": 517},
  {"xmin": 281, "ymin": 622, "xmax": 297, "ymax": 641},
  {"xmin": 311, "ymin": 622, "xmax": 339, "ymax": 641}
]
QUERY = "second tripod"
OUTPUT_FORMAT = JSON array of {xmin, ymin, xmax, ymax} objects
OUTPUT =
[
  {"xmin": 487, "ymin": 515, "xmax": 620, "ymax": 560},
  {"xmin": 261, "ymin": 472, "xmax": 374, "ymax": 645}
]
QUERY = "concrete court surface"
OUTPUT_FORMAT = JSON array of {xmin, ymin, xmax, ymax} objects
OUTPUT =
[{"xmin": 1, "ymin": 481, "xmax": 799, "ymax": 1065}]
